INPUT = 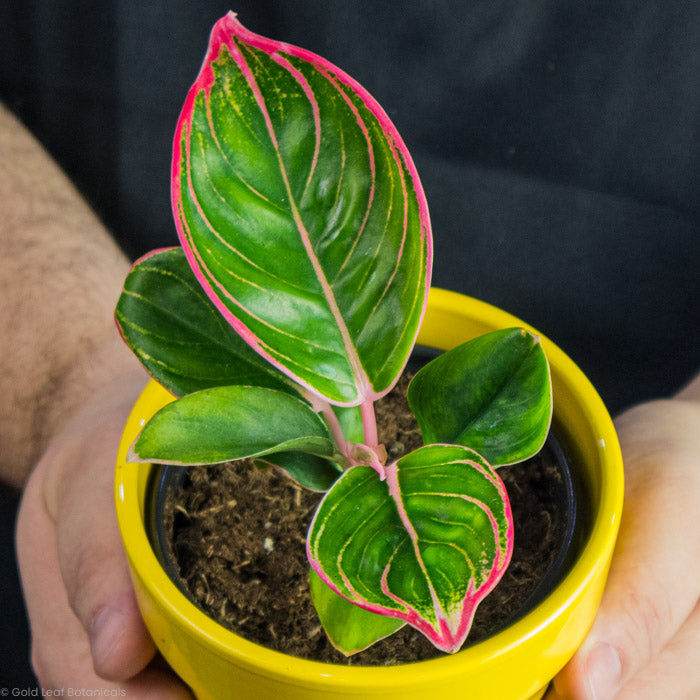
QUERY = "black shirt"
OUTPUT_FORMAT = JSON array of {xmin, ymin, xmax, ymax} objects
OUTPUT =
[{"xmin": 4, "ymin": 0, "xmax": 699, "ymax": 412}]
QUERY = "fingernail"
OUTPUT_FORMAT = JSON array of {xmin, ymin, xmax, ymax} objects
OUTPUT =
[
  {"xmin": 584, "ymin": 642, "xmax": 622, "ymax": 700},
  {"xmin": 90, "ymin": 606, "xmax": 126, "ymax": 669}
]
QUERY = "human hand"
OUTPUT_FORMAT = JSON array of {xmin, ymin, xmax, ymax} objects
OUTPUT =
[
  {"xmin": 16, "ymin": 372, "xmax": 192, "ymax": 698},
  {"xmin": 546, "ymin": 388, "xmax": 700, "ymax": 699}
]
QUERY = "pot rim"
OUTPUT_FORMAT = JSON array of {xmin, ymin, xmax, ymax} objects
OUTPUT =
[{"xmin": 115, "ymin": 287, "xmax": 623, "ymax": 689}]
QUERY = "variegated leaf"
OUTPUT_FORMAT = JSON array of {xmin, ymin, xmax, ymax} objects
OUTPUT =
[
  {"xmin": 130, "ymin": 385, "xmax": 340, "ymax": 466},
  {"xmin": 308, "ymin": 568, "xmax": 404, "ymax": 655},
  {"xmin": 172, "ymin": 12, "xmax": 432, "ymax": 406},
  {"xmin": 115, "ymin": 247, "xmax": 296, "ymax": 398},
  {"xmin": 307, "ymin": 445, "xmax": 513, "ymax": 653}
]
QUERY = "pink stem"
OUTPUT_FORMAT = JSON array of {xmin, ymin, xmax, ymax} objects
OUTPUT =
[
  {"xmin": 361, "ymin": 399, "xmax": 379, "ymax": 449},
  {"xmin": 310, "ymin": 392, "xmax": 386, "ymax": 477},
  {"xmin": 322, "ymin": 404, "xmax": 349, "ymax": 455},
  {"xmin": 300, "ymin": 390, "xmax": 350, "ymax": 457},
  {"xmin": 361, "ymin": 399, "xmax": 388, "ymax": 478}
]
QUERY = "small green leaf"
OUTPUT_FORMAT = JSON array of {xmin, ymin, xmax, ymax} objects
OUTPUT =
[
  {"xmin": 308, "ymin": 568, "xmax": 404, "ymax": 655},
  {"xmin": 131, "ymin": 385, "xmax": 337, "ymax": 465},
  {"xmin": 116, "ymin": 247, "xmax": 296, "ymax": 398},
  {"xmin": 308, "ymin": 445, "xmax": 513, "ymax": 653},
  {"xmin": 253, "ymin": 452, "xmax": 342, "ymax": 492},
  {"xmin": 407, "ymin": 328, "xmax": 552, "ymax": 466}
]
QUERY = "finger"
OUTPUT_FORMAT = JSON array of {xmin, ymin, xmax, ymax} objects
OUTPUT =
[
  {"xmin": 17, "ymin": 464, "xmax": 191, "ymax": 698},
  {"xmin": 43, "ymin": 382, "xmax": 157, "ymax": 681},
  {"xmin": 546, "ymin": 603, "xmax": 700, "ymax": 700},
  {"xmin": 614, "ymin": 600, "xmax": 700, "ymax": 700},
  {"xmin": 548, "ymin": 400, "xmax": 700, "ymax": 700},
  {"xmin": 20, "ymin": 375, "xmax": 157, "ymax": 682}
]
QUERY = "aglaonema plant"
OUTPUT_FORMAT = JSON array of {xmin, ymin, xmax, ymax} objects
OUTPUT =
[{"xmin": 115, "ymin": 12, "xmax": 552, "ymax": 655}]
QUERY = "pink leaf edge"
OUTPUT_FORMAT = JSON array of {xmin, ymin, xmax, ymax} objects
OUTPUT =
[
  {"xmin": 170, "ymin": 12, "xmax": 433, "ymax": 408},
  {"xmin": 307, "ymin": 451, "xmax": 514, "ymax": 653}
]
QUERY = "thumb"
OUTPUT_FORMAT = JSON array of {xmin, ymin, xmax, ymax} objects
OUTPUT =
[{"xmin": 550, "ymin": 399, "xmax": 700, "ymax": 700}]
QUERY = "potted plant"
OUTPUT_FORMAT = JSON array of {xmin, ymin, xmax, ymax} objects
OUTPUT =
[{"xmin": 114, "ymin": 12, "xmax": 623, "ymax": 700}]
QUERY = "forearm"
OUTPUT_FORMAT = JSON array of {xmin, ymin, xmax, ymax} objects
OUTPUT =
[{"xmin": 0, "ymin": 104, "xmax": 141, "ymax": 487}]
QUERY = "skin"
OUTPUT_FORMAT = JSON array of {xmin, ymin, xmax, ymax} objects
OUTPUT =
[
  {"xmin": 2, "ymin": 104, "xmax": 190, "ymax": 698},
  {"xmin": 2, "ymin": 103, "xmax": 698, "ymax": 697},
  {"xmin": 547, "ymin": 375, "xmax": 700, "ymax": 700}
]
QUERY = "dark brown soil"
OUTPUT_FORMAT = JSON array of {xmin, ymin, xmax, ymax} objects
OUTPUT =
[{"xmin": 163, "ymin": 374, "xmax": 570, "ymax": 665}]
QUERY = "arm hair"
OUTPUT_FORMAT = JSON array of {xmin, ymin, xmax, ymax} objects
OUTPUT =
[{"xmin": 0, "ymin": 104, "xmax": 140, "ymax": 487}]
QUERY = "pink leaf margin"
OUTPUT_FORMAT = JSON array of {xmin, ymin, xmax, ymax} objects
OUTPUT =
[
  {"xmin": 114, "ymin": 246, "xmax": 180, "ymax": 398},
  {"xmin": 171, "ymin": 12, "xmax": 433, "ymax": 407},
  {"xmin": 307, "ymin": 450, "xmax": 514, "ymax": 653}
]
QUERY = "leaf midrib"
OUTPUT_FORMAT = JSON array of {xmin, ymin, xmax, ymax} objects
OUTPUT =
[{"xmin": 235, "ymin": 40, "xmax": 371, "ymax": 401}]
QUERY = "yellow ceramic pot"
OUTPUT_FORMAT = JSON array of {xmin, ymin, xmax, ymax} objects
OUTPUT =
[{"xmin": 115, "ymin": 288, "xmax": 623, "ymax": 700}]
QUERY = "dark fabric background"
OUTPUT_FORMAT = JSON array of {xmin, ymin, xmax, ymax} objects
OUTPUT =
[{"xmin": 2, "ymin": 0, "xmax": 699, "ymax": 688}]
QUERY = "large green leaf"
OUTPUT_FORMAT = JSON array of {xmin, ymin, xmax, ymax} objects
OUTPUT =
[
  {"xmin": 115, "ymin": 247, "xmax": 295, "ymax": 398},
  {"xmin": 308, "ymin": 569, "xmax": 404, "ymax": 655},
  {"xmin": 130, "ymin": 385, "xmax": 339, "ymax": 466},
  {"xmin": 407, "ymin": 328, "xmax": 552, "ymax": 466},
  {"xmin": 308, "ymin": 445, "xmax": 513, "ymax": 653},
  {"xmin": 172, "ymin": 13, "xmax": 432, "ymax": 406}
]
